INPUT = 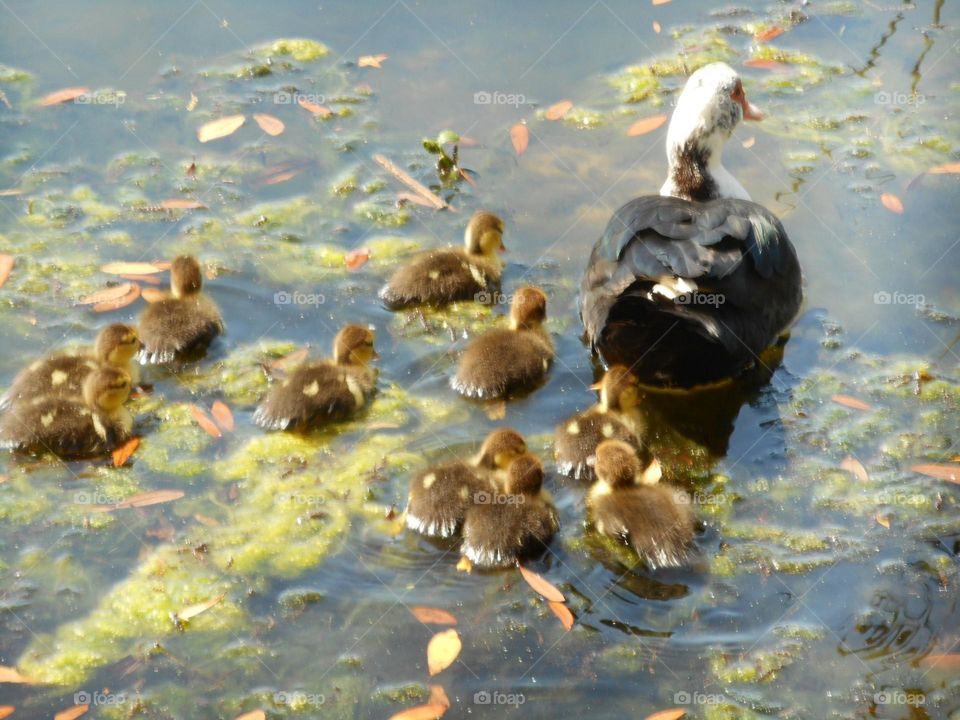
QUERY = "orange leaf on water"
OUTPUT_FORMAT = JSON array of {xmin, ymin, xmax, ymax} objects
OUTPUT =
[
  {"xmin": 160, "ymin": 198, "xmax": 206, "ymax": 210},
  {"xmin": 427, "ymin": 629, "xmax": 462, "ymax": 676},
  {"xmin": 411, "ymin": 606, "xmax": 458, "ymax": 625},
  {"xmin": 743, "ymin": 58, "xmax": 784, "ymax": 70},
  {"xmin": 929, "ymin": 162, "xmax": 960, "ymax": 174},
  {"xmin": 189, "ymin": 404, "xmax": 222, "ymax": 438},
  {"xmin": 518, "ymin": 565, "xmax": 565, "ymax": 602},
  {"xmin": 548, "ymin": 600, "xmax": 575, "ymax": 630},
  {"xmin": 0, "ymin": 706, "xmax": 15, "ymax": 719},
  {"xmin": 627, "ymin": 114, "xmax": 667, "ymax": 137},
  {"xmin": 651, "ymin": 0, "xmax": 672, "ymax": 5},
  {"xmin": 253, "ymin": 113, "xmax": 285, "ymax": 136},
  {"xmin": 831, "ymin": 394, "xmax": 872, "ymax": 411},
  {"xmin": 880, "ymin": 192, "xmax": 904, "ymax": 214},
  {"xmin": 358, "ymin": 53, "xmax": 388, "ymax": 68},
  {"xmin": 0, "ymin": 188, "xmax": 22, "ymax": 196},
  {"xmin": 428, "ymin": 685, "xmax": 450, "ymax": 709},
  {"xmin": 141, "ymin": 288, "xmax": 169, "ymax": 303},
  {"xmin": 197, "ymin": 114, "xmax": 245, "ymax": 143},
  {"xmin": 0, "ymin": 254, "xmax": 13, "ymax": 288},
  {"xmin": 39, "ymin": 87, "xmax": 89, "ymax": 106},
  {"xmin": 920, "ymin": 653, "xmax": 960, "ymax": 671},
  {"xmin": 388, "ymin": 704, "xmax": 448, "ymax": 720},
  {"xmin": 54, "ymin": 705, "xmax": 88, "ymax": 720},
  {"xmin": 0, "ymin": 666, "xmax": 37, "ymax": 683},
  {"xmin": 101, "ymin": 261, "xmax": 164, "ymax": 275},
  {"xmin": 840, "ymin": 456, "xmax": 869, "ymax": 482},
  {"xmin": 545, "ymin": 100, "xmax": 573, "ymax": 120},
  {"xmin": 211, "ymin": 401, "xmax": 235, "ymax": 432},
  {"xmin": 264, "ymin": 170, "xmax": 298, "ymax": 185},
  {"xmin": 297, "ymin": 97, "xmax": 332, "ymax": 117},
  {"xmin": 90, "ymin": 489, "xmax": 185, "ymax": 512},
  {"xmin": 79, "ymin": 283, "xmax": 136, "ymax": 306},
  {"xmin": 652, "ymin": 20, "xmax": 661, "ymax": 33},
  {"xmin": 742, "ymin": 136, "xmax": 756, "ymax": 149},
  {"xmin": 345, "ymin": 248, "xmax": 371, "ymax": 271},
  {"xmin": 645, "ymin": 710, "xmax": 686, "ymax": 720},
  {"xmin": 233, "ymin": 712, "xmax": 266, "ymax": 720},
  {"xmin": 112, "ymin": 436, "xmax": 141, "ymax": 467},
  {"xmin": 178, "ymin": 594, "xmax": 224, "ymax": 621},
  {"xmin": 754, "ymin": 26, "xmax": 785, "ymax": 42},
  {"xmin": 510, "ymin": 123, "xmax": 529, "ymax": 156},
  {"xmin": 93, "ymin": 283, "xmax": 141, "ymax": 313},
  {"xmin": 909, "ymin": 463, "xmax": 959, "ymax": 483}
]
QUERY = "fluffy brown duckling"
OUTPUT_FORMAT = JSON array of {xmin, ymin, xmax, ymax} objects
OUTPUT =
[
  {"xmin": 554, "ymin": 365, "xmax": 649, "ymax": 480},
  {"xmin": 253, "ymin": 324, "xmax": 377, "ymax": 431},
  {"xmin": 451, "ymin": 286, "xmax": 554, "ymax": 399},
  {"xmin": 379, "ymin": 210, "xmax": 505, "ymax": 308},
  {"xmin": 461, "ymin": 453, "xmax": 559, "ymax": 568},
  {"xmin": 588, "ymin": 440, "xmax": 694, "ymax": 569},
  {"xmin": 0, "ymin": 366, "xmax": 133, "ymax": 457},
  {"xmin": 137, "ymin": 255, "xmax": 224, "ymax": 364},
  {"xmin": 404, "ymin": 428, "xmax": 528, "ymax": 538},
  {"xmin": 0, "ymin": 324, "xmax": 140, "ymax": 410}
]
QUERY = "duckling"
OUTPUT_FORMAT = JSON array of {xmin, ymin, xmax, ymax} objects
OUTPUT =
[
  {"xmin": 379, "ymin": 211, "xmax": 505, "ymax": 308},
  {"xmin": 451, "ymin": 286, "xmax": 554, "ymax": 399},
  {"xmin": 0, "ymin": 324, "xmax": 140, "ymax": 410},
  {"xmin": 405, "ymin": 428, "xmax": 527, "ymax": 538},
  {"xmin": 554, "ymin": 365, "xmax": 649, "ymax": 480},
  {"xmin": 253, "ymin": 324, "xmax": 377, "ymax": 431},
  {"xmin": 0, "ymin": 366, "xmax": 132, "ymax": 457},
  {"xmin": 137, "ymin": 255, "xmax": 224, "ymax": 364},
  {"xmin": 588, "ymin": 440, "xmax": 694, "ymax": 569},
  {"xmin": 461, "ymin": 453, "xmax": 559, "ymax": 568}
]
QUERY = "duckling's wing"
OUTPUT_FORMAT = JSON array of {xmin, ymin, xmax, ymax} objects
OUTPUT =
[
  {"xmin": 379, "ymin": 250, "xmax": 494, "ymax": 308},
  {"xmin": 253, "ymin": 363, "xmax": 360, "ymax": 431},
  {"xmin": 138, "ymin": 296, "xmax": 224, "ymax": 364},
  {"xmin": 554, "ymin": 410, "xmax": 638, "ymax": 480},
  {"xmin": 0, "ymin": 353, "xmax": 96, "ymax": 409},
  {"xmin": 405, "ymin": 461, "xmax": 482, "ymax": 538}
]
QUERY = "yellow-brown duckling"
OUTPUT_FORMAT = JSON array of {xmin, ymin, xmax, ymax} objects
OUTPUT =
[
  {"xmin": 253, "ymin": 324, "xmax": 377, "ymax": 431},
  {"xmin": 379, "ymin": 210, "xmax": 505, "ymax": 308},
  {"xmin": 588, "ymin": 440, "xmax": 694, "ymax": 569},
  {"xmin": 138, "ymin": 255, "xmax": 224, "ymax": 364},
  {"xmin": 0, "ymin": 366, "xmax": 133, "ymax": 457},
  {"xmin": 0, "ymin": 324, "xmax": 140, "ymax": 410},
  {"xmin": 554, "ymin": 365, "xmax": 649, "ymax": 481},
  {"xmin": 405, "ymin": 428, "xmax": 528, "ymax": 538},
  {"xmin": 461, "ymin": 453, "xmax": 559, "ymax": 568},
  {"xmin": 451, "ymin": 286, "xmax": 554, "ymax": 399}
]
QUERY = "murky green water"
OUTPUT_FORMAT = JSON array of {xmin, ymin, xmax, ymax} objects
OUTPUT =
[{"xmin": 1, "ymin": 1, "xmax": 958, "ymax": 718}]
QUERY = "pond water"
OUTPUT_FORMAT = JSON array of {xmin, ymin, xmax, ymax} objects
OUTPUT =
[{"xmin": 1, "ymin": 1, "xmax": 958, "ymax": 718}]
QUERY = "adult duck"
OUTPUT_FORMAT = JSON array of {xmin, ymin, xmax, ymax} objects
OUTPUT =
[{"xmin": 580, "ymin": 62, "xmax": 802, "ymax": 387}]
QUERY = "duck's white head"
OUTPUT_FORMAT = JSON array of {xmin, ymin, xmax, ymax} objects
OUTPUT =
[{"xmin": 660, "ymin": 62, "xmax": 763, "ymax": 202}]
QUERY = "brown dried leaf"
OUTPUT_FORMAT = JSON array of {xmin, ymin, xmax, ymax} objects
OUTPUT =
[
  {"xmin": 909, "ymin": 463, "xmax": 959, "ymax": 483},
  {"xmin": 919, "ymin": 653, "xmax": 960, "ymax": 670},
  {"xmin": 233, "ymin": 712, "xmax": 266, "ymax": 720},
  {"xmin": 518, "ymin": 565, "xmax": 565, "ymax": 602},
  {"xmin": 388, "ymin": 704, "xmax": 448, "ymax": 720},
  {"xmin": 411, "ymin": 606, "xmax": 458, "ymax": 625},
  {"xmin": 427, "ymin": 628, "xmax": 462, "ymax": 676},
  {"xmin": 189, "ymin": 404, "xmax": 222, "ymax": 438},
  {"xmin": 54, "ymin": 705, "xmax": 88, "ymax": 720},
  {"xmin": 253, "ymin": 113, "xmax": 285, "ymax": 136},
  {"xmin": 211, "ymin": 401, "xmax": 235, "ymax": 433},
  {"xmin": 79, "ymin": 283, "xmax": 136, "ymax": 305},
  {"xmin": 93, "ymin": 284, "xmax": 141, "ymax": 313},
  {"xmin": 510, "ymin": 123, "xmax": 529, "ymax": 156},
  {"xmin": 831, "ymin": 394, "xmax": 872, "ymax": 411},
  {"xmin": 545, "ymin": 100, "xmax": 573, "ymax": 120},
  {"xmin": 743, "ymin": 58, "xmax": 784, "ymax": 70},
  {"xmin": 160, "ymin": 198, "xmax": 206, "ymax": 210},
  {"xmin": 297, "ymin": 97, "xmax": 332, "ymax": 117},
  {"xmin": 194, "ymin": 512, "xmax": 220, "ymax": 527},
  {"xmin": 645, "ymin": 711, "xmax": 686, "ymax": 720},
  {"xmin": 754, "ymin": 26, "xmax": 785, "ymax": 42},
  {"xmin": 880, "ymin": 192, "xmax": 904, "ymax": 214},
  {"xmin": 0, "ymin": 254, "xmax": 13, "ymax": 288},
  {"xmin": 179, "ymin": 594, "xmax": 224, "ymax": 621},
  {"xmin": 39, "ymin": 87, "xmax": 90, "ymax": 106},
  {"xmin": 428, "ymin": 684, "xmax": 450, "ymax": 709},
  {"xmin": 197, "ymin": 114, "xmax": 245, "ymax": 143},
  {"xmin": 112, "ymin": 436, "xmax": 140, "ymax": 467},
  {"xmin": 264, "ymin": 170, "xmax": 298, "ymax": 185},
  {"xmin": 0, "ymin": 706, "xmax": 15, "ymax": 719},
  {"xmin": 840, "ymin": 456, "xmax": 869, "ymax": 482},
  {"xmin": 101, "ymin": 261, "xmax": 164, "ymax": 275},
  {"xmin": 345, "ymin": 248, "xmax": 371, "ymax": 271},
  {"xmin": 358, "ymin": 53, "xmax": 388, "ymax": 68},
  {"xmin": 90, "ymin": 489, "xmax": 185, "ymax": 512},
  {"xmin": 548, "ymin": 600, "xmax": 574, "ymax": 630},
  {"xmin": 141, "ymin": 288, "xmax": 169, "ymax": 303},
  {"xmin": 0, "ymin": 666, "xmax": 37, "ymax": 683},
  {"xmin": 627, "ymin": 114, "xmax": 667, "ymax": 137},
  {"xmin": 929, "ymin": 162, "xmax": 960, "ymax": 174}
]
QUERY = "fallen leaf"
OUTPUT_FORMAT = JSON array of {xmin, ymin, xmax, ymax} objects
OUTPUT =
[
  {"xmin": 345, "ymin": 248, "xmax": 371, "ymax": 271},
  {"xmin": 627, "ymin": 114, "xmax": 667, "ymax": 137},
  {"xmin": 89, "ymin": 283, "xmax": 141, "ymax": 313},
  {"xmin": 373, "ymin": 153, "xmax": 447, "ymax": 209},
  {"xmin": 831, "ymin": 394, "xmax": 872, "ymax": 411},
  {"xmin": 197, "ymin": 114, "xmax": 245, "ymax": 143},
  {"xmin": 910, "ymin": 463, "xmax": 959, "ymax": 483},
  {"xmin": 79, "ymin": 283, "xmax": 136, "ymax": 305},
  {"xmin": 189, "ymin": 404, "xmax": 222, "ymax": 438},
  {"xmin": 194, "ymin": 512, "xmax": 220, "ymax": 527},
  {"xmin": 875, "ymin": 512, "xmax": 890, "ymax": 528},
  {"xmin": 101, "ymin": 261, "xmax": 164, "ymax": 275},
  {"xmin": 0, "ymin": 666, "xmax": 36, "ymax": 683},
  {"xmin": 742, "ymin": 136, "xmax": 756, "ymax": 149},
  {"xmin": 211, "ymin": 400, "xmax": 235, "ymax": 432},
  {"xmin": 428, "ymin": 685, "xmax": 450, "ymax": 709},
  {"xmin": 929, "ymin": 162, "xmax": 960, "ymax": 174},
  {"xmin": 233, "ymin": 712, "xmax": 266, "ymax": 720},
  {"xmin": 545, "ymin": 100, "xmax": 573, "ymax": 120},
  {"xmin": 141, "ymin": 288, "xmax": 169, "ymax": 303},
  {"xmin": 358, "ymin": 53, "xmax": 388, "ymax": 68},
  {"xmin": 645, "ymin": 711, "xmax": 686, "ymax": 720},
  {"xmin": 388, "ymin": 704, "xmax": 447, "ymax": 720},
  {"xmin": 264, "ymin": 170, "xmax": 298, "ymax": 185},
  {"xmin": 840, "ymin": 456, "xmax": 869, "ymax": 482},
  {"xmin": 919, "ymin": 653, "xmax": 960, "ymax": 670},
  {"xmin": 743, "ymin": 58, "xmax": 784, "ymax": 70},
  {"xmin": 0, "ymin": 188, "xmax": 22, "ymax": 196},
  {"xmin": 186, "ymin": 93, "xmax": 198, "ymax": 112},
  {"xmin": 510, "ymin": 123, "xmax": 529, "ymax": 156},
  {"xmin": 456, "ymin": 556, "xmax": 472, "ymax": 572},
  {"xmin": 0, "ymin": 706, "xmax": 15, "ymax": 719},
  {"xmin": 271, "ymin": 347, "xmax": 309, "ymax": 370},
  {"xmin": 651, "ymin": 0, "xmax": 671, "ymax": 4},
  {"xmin": 178, "ymin": 594, "xmax": 224, "ymax": 621},
  {"xmin": 253, "ymin": 113, "xmax": 285, "ymax": 136},
  {"xmin": 427, "ymin": 628, "xmax": 462, "ymax": 676},
  {"xmin": 652, "ymin": 20, "xmax": 661, "ymax": 33},
  {"xmin": 160, "ymin": 198, "xmax": 206, "ymax": 210},
  {"xmin": 39, "ymin": 87, "xmax": 90, "ymax": 106},
  {"xmin": 548, "ymin": 600, "xmax": 574, "ymax": 630},
  {"xmin": 0, "ymin": 254, "xmax": 13, "ymax": 288},
  {"xmin": 518, "ymin": 565, "xmax": 565, "ymax": 602},
  {"xmin": 54, "ymin": 706, "xmax": 88, "ymax": 720},
  {"xmin": 112, "ymin": 436, "xmax": 141, "ymax": 467},
  {"xmin": 880, "ymin": 192, "xmax": 904, "ymax": 214},
  {"xmin": 297, "ymin": 97, "xmax": 332, "ymax": 117},
  {"xmin": 90, "ymin": 489, "xmax": 185, "ymax": 512},
  {"xmin": 754, "ymin": 26, "xmax": 785, "ymax": 42},
  {"xmin": 411, "ymin": 607, "xmax": 458, "ymax": 625}
]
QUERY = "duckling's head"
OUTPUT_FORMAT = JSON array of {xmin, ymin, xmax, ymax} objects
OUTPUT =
[
  {"xmin": 333, "ymin": 324, "xmax": 377, "ymax": 366},
  {"xmin": 464, "ymin": 210, "xmax": 505, "ymax": 258},
  {"xmin": 83, "ymin": 366, "xmax": 132, "ymax": 413},
  {"xmin": 95, "ymin": 324, "xmax": 141, "ymax": 365},
  {"xmin": 594, "ymin": 439, "xmax": 640, "ymax": 490},
  {"xmin": 170, "ymin": 255, "xmax": 204, "ymax": 298},
  {"xmin": 504, "ymin": 453, "xmax": 544, "ymax": 496},
  {"xmin": 598, "ymin": 365, "xmax": 640, "ymax": 412},
  {"xmin": 509, "ymin": 286, "xmax": 548, "ymax": 331},
  {"xmin": 475, "ymin": 428, "xmax": 527, "ymax": 470}
]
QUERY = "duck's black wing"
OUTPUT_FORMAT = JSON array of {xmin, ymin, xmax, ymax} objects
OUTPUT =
[{"xmin": 579, "ymin": 196, "xmax": 801, "ymax": 386}]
